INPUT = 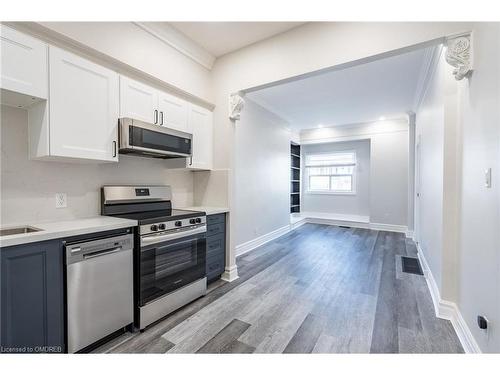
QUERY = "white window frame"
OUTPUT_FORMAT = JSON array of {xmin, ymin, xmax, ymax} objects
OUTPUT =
[{"xmin": 305, "ymin": 150, "xmax": 357, "ymax": 195}]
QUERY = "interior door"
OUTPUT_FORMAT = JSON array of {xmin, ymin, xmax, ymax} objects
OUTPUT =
[
  {"xmin": 414, "ymin": 135, "xmax": 421, "ymax": 243},
  {"xmin": 189, "ymin": 104, "xmax": 213, "ymax": 170},
  {"xmin": 158, "ymin": 91, "xmax": 189, "ymax": 132},
  {"xmin": 49, "ymin": 46, "xmax": 119, "ymax": 162},
  {"xmin": 119, "ymin": 76, "xmax": 158, "ymax": 124}
]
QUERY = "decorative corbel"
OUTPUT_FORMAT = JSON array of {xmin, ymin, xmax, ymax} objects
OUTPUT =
[
  {"xmin": 229, "ymin": 93, "xmax": 245, "ymax": 121},
  {"xmin": 445, "ymin": 32, "xmax": 473, "ymax": 80}
]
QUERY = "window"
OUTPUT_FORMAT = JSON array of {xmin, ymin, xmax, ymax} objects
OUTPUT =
[{"xmin": 305, "ymin": 151, "xmax": 356, "ymax": 194}]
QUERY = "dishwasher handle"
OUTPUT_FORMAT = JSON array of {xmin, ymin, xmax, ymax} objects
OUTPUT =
[
  {"xmin": 66, "ymin": 233, "xmax": 133, "ymax": 265},
  {"xmin": 83, "ymin": 246, "xmax": 122, "ymax": 260}
]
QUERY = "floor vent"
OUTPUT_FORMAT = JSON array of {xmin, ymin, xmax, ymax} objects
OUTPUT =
[
  {"xmin": 339, "ymin": 225, "xmax": 351, "ymax": 229},
  {"xmin": 401, "ymin": 256, "xmax": 424, "ymax": 275}
]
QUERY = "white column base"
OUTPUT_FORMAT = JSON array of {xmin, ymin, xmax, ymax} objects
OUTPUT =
[{"xmin": 221, "ymin": 265, "xmax": 239, "ymax": 282}]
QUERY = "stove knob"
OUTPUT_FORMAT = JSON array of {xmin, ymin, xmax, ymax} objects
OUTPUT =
[
  {"xmin": 189, "ymin": 218, "xmax": 196, "ymax": 224},
  {"xmin": 175, "ymin": 221, "xmax": 182, "ymax": 227},
  {"xmin": 195, "ymin": 218, "xmax": 202, "ymax": 224},
  {"xmin": 158, "ymin": 223, "xmax": 166, "ymax": 230},
  {"xmin": 150, "ymin": 224, "xmax": 158, "ymax": 231}
]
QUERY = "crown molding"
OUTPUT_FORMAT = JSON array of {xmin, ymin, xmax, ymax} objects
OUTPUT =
[{"xmin": 133, "ymin": 22, "xmax": 215, "ymax": 70}]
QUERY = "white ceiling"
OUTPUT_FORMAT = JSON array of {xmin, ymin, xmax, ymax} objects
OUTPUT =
[
  {"xmin": 246, "ymin": 47, "xmax": 435, "ymax": 130},
  {"xmin": 169, "ymin": 22, "xmax": 305, "ymax": 57}
]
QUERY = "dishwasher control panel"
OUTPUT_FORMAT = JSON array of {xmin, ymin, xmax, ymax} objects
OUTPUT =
[{"xmin": 65, "ymin": 233, "xmax": 133, "ymax": 265}]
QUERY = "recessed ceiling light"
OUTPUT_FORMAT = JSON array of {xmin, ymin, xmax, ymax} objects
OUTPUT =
[
  {"xmin": 379, "ymin": 116, "xmax": 386, "ymax": 121},
  {"xmin": 317, "ymin": 124, "xmax": 323, "ymax": 128}
]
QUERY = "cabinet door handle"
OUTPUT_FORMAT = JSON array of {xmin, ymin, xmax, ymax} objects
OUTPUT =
[
  {"xmin": 154, "ymin": 109, "xmax": 158, "ymax": 124},
  {"xmin": 113, "ymin": 141, "xmax": 117, "ymax": 157},
  {"xmin": 160, "ymin": 111, "xmax": 164, "ymax": 125},
  {"xmin": 189, "ymin": 156, "xmax": 193, "ymax": 166}
]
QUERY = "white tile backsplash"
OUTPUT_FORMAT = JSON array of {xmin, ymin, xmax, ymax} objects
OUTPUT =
[{"xmin": 1, "ymin": 105, "xmax": 194, "ymax": 225}]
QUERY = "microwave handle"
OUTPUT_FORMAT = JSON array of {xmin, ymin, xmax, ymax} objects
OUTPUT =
[{"xmin": 141, "ymin": 225, "xmax": 206, "ymax": 246}]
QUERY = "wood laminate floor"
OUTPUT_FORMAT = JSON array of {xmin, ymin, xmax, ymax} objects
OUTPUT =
[{"xmin": 95, "ymin": 224, "xmax": 464, "ymax": 354}]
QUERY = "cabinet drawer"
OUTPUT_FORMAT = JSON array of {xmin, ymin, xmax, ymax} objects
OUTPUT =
[
  {"xmin": 206, "ymin": 255, "xmax": 225, "ymax": 280},
  {"xmin": 207, "ymin": 233, "xmax": 225, "ymax": 258},
  {"xmin": 206, "ymin": 222, "xmax": 224, "ymax": 237},
  {"xmin": 206, "ymin": 214, "xmax": 225, "ymax": 226}
]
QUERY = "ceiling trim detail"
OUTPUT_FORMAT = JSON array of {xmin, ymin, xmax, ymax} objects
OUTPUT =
[
  {"xmin": 229, "ymin": 93, "xmax": 245, "ymax": 121},
  {"xmin": 133, "ymin": 22, "xmax": 215, "ymax": 70},
  {"xmin": 445, "ymin": 31, "xmax": 473, "ymax": 80}
]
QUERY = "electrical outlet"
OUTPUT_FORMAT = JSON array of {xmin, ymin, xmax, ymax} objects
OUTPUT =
[{"xmin": 55, "ymin": 193, "xmax": 67, "ymax": 208}]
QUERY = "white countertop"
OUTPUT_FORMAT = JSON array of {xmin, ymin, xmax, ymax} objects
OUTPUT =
[
  {"xmin": 181, "ymin": 206, "xmax": 229, "ymax": 216},
  {"xmin": 0, "ymin": 216, "xmax": 138, "ymax": 248}
]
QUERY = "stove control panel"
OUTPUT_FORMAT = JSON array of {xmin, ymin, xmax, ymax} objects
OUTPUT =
[{"xmin": 140, "ymin": 215, "xmax": 206, "ymax": 235}]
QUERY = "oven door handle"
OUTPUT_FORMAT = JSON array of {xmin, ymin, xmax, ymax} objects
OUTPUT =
[{"xmin": 141, "ymin": 225, "xmax": 206, "ymax": 246}]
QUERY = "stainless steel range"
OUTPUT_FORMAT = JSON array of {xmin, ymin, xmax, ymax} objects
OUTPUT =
[{"xmin": 101, "ymin": 185, "xmax": 207, "ymax": 330}]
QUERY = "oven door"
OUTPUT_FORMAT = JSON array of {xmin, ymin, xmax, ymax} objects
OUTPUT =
[{"xmin": 139, "ymin": 225, "xmax": 206, "ymax": 306}]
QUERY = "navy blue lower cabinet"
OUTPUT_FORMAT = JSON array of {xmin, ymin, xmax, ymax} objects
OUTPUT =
[
  {"xmin": 205, "ymin": 214, "xmax": 226, "ymax": 282},
  {"xmin": 1, "ymin": 240, "xmax": 65, "ymax": 353}
]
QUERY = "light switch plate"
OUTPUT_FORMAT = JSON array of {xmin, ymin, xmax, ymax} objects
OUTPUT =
[
  {"xmin": 55, "ymin": 193, "xmax": 67, "ymax": 208},
  {"xmin": 485, "ymin": 168, "xmax": 492, "ymax": 188}
]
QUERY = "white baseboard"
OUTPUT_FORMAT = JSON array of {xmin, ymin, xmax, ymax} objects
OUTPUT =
[
  {"xmin": 369, "ymin": 222, "xmax": 408, "ymax": 233},
  {"xmin": 221, "ymin": 264, "xmax": 239, "ymax": 282},
  {"xmin": 235, "ymin": 224, "xmax": 291, "ymax": 258},
  {"xmin": 307, "ymin": 217, "xmax": 370, "ymax": 229},
  {"xmin": 291, "ymin": 212, "xmax": 407, "ymax": 234},
  {"xmin": 417, "ymin": 245, "xmax": 481, "ymax": 353},
  {"xmin": 305, "ymin": 218, "xmax": 407, "ymax": 234},
  {"xmin": 290, "ymin": 217, "xmax": 307, "ymax": 230}
]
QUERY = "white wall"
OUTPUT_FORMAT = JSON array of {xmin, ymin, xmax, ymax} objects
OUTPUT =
[
  {"xmin": 234, "ymin": 99, "xmax": 290, "ymax": 246},
  {"xmin": 0, "ymin": 105, "xmax": 194, "ymax": 225},
  {"xmin": 300, "ymin": 119, "xmax": 409, "ymax": 226},
  {"xmin": 193, "ymin": 169, "xmax": 229, "ymax": 207},
  {"xmin": 416, "ymin": 24, "xmax": 500, "ymax": 353},
  {"xmin": 455, "ymin": 23, "xmax": 500, "ymax": 353},
  {"xmin": 301, "ymin": 140, "xmax": 371, "ymax": 218}
]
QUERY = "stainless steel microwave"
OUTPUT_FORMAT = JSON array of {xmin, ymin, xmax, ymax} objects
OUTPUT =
[{"xmin": 118, "ymin": 118, "xmax": 192, "ymax": 159}]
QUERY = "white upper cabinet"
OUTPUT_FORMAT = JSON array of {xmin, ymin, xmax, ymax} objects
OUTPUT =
[
  {"xmin": 165, "ymin": 103, "xmax": 213, "ymax": 171},
  {"xmin": 158, "ymin": 91, "xmax": 189, "ymax": 132},
  {"xmin": 119, "ymin": 75, "xmax": 189, "ymax": 132},
  {"xmin": 0, "ymin": 25, "xmax": 48, "ymax": 101},
  {"xmin": 189, "ymin": 104, "xmax": 213, "ymax": 170},
  {"xmin": 119, "ymin": 76, "xmax": 157, "ymax": 124},
  {"xmin": 48, "ymin": 46, "xmax": 119, "ymax": 162}
]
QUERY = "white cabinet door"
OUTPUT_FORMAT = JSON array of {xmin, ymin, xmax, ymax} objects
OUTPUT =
[
  {"xmin": 0, "ymin": 25, "xmax": 48, "ymax": 99},
  {"xmin": 158, "ymin": 91, "xmax": 189, "ymax": 132},
  {"xmin": 119, "ymin": 76, "xmax": 158, "ymax": 124},
  {"xmin": 49, "ymin": 46, "xmax": 119, "ymax": 162},
  {"xmin": 188, "ymin": 104, "xmax": 213, "ymax": 170}
]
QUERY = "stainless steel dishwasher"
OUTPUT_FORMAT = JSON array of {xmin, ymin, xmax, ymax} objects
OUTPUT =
[{"xmin": 66, "ymin": 232, "xmax": 134, "ymax": 353}]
